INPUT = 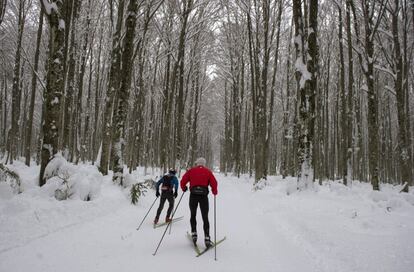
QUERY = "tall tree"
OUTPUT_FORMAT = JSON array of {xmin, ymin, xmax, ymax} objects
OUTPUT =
[
  {"xmin": 112, "ymin": 0, "xmax": 139, "ymax": 185},
  {"xmin": 360, "ymin": 0, "xmax": 386, "ymax": 190},
  {"xmin": 99, "ymin": 0, "xmax": 125, "ymax": 175},
  {"xmin": 25, "ymin": 5, "xmax": 44, "ymax": 166},
  {"xmin": 292, "ymin": 0, "xmax": 318, "ymax": 189},
  {"xmin": 345, "ymin": 0, "xmax": 354, "ymax": 185},
  {"xmin": 391, "ymin": 0, "xmax": 412, "ymax": 192},
  {"xmin": 9, "ymin": 0, "xmax": 27, "ymax": 163},
  {"xmin": 38, "ymin": 0, "xmax": 67, "ymax": 185},
  {"xmin": 0, "ymin": 0, "xmax": 6, "ymax": 26}
]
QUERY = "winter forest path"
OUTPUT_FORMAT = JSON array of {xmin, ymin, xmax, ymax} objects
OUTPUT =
[
  {"xmin": 0, "ymin": 174, "xmax": 321, "ymax": 272},
  {"xmin": 1, "ymin": 173, "xmax": 412, "ymax": 272}
]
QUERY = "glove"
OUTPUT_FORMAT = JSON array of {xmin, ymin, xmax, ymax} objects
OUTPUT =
[
  {"xmin": 182, "ymin": 186, "xmax": 188, "ymax": 192},
  {"xmin": 156, "ymin": 191, "xmax": 160, "ymax": 197},
  {"xmin": 174, "ymin": 191, "xmax": 178, "ymax": 198}
]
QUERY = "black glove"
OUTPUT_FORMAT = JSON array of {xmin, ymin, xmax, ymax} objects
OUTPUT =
[
  {"xmin": 156, "ymin": 191, "xmax": 160, "ymax": 197},
  {"xmin": 174, "ymin": 191, "xmax": 178, "ymax": 198},
  {"xmin": 183, "ymin": 186, "xmax": 188, "ymax": 192}
]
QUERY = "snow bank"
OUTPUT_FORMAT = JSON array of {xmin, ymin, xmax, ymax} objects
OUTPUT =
[
  {"xmin": 41, "ymin": 154, "xmax": 101, "ymax": 201},
  {"xmin": 0, "ymin": 161, "xmax": 129, "ymax": 255}
]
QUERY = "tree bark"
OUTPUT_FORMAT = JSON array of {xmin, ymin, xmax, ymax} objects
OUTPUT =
[
  {"xmin": 25, "ymin": 6, "xmax": 44, "ymax": 166},
  {"xmin": 39, "ymin": 0, "xmax": 67, "ymax": 186},
  {"xmin": 99, "ymin": 0, "xmax": 125, "ymax": 175},
  {"xmin": 9, "ymin": 0, "xmax": 26, "ymax": 163},
  {"xmin": 392, "ymin": 0, "xmax": 412, "ymax": 191},
  {"xmin": 112, "ymin": 0, "xmax": 139, "ymax": 185}
]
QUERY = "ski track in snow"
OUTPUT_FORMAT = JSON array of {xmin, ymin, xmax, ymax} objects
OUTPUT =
[{"xmin": 1, "ymin": 169, "xmax": 413, "ymax": 272}]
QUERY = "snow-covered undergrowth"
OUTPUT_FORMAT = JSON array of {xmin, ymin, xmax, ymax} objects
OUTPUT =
[
  {"xmin": 1, "ymin": 163, "xmax": 413, "ymax": 272},
  {"xmin": 0, "ymin": 160, "xmax": 157, "ymax": 254}
]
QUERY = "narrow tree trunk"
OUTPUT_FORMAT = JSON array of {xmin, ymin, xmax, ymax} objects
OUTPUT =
[
  {"xmin": 337, "ymin": 4, "xmax": 347, "ymax": 185},
  {"xmin": 112, "ymin": 0, "xmax": 138, "ymax": 185},
  {"xmin": 0, "ymin": 0, "xmax": 7, "ymax": 26},
  {"xmin": 392, "ymin": 0, "xmax": 412, "ymax": 191},
  {"xmin": 9, "ymin": 0, "xmax": 25, "ymax": 163},
  {"xmin": 25, "ymin": 6, "xmax": 44, "ymax": 166},
  {"xmin": 99, "ymin": 0, "xmax": 124, "ymax": 175},
  {"xmin": 345, "ymin": 0, "xmax": 354, "ymax": 186}
]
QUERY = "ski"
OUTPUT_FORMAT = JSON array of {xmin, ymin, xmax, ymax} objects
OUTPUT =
[
  {"xmin": 153, "ymin": 216, "xmax": 184, "ymax": 229},
  {"xmin": 187, "ymin": 232, "xmax": 202, "ymax": 255},
  {"xmin": 196, "ymin": 236, "xmax": 226, "ymax": 257},
  {"xmin": 187, "ymin": 232, "xmax": 226, "ymax": 257}
]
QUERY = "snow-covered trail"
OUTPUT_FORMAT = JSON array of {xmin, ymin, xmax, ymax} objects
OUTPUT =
[
  {"xmin": 1, "ymin": 170, "xmax": 413, "ymax": 272},
  {"xmin": 0, "ymin": 174, "xmax": 319, "ymax": 272}
]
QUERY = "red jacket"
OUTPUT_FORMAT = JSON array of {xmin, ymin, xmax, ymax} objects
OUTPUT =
[{"xmin": 180, "ymin": 166, "xmax": 218, "ymax": 195}]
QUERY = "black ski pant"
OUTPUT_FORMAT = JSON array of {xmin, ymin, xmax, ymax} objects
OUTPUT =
[
  {"xmin": 189, "ymin": 193, "xmax": 210, "ymax": 237},
  {"xmin": 155, "ymin": 193, "xmax": 174, "ymax": 219}
]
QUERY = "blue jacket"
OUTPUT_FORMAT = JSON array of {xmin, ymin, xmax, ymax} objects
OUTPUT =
[{"xmin": 156, "ymin": 174, "xmax": 179, "ymax": 193}]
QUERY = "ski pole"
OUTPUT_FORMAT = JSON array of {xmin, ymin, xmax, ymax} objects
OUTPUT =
[
  {"xmin": 153, "ymin": 191, "xmax": 186, "ymax": 256},
  {"xmin": 214, "ymin": 195, "xmax": 217, "ymax": 261},
  {"xmin": 168, "ymin": 192, "xmax": 182, "ymax": 234},
  {"xmin": 136, "ymin": 196, "xmax": 159, "ymax": 231}
]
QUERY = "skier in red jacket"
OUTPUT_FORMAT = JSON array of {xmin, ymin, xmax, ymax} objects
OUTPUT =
[{"xmin": 180, "ymin": 157, "xmax": 218, "ymax": 248}]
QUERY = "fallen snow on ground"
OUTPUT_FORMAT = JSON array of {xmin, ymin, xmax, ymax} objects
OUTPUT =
[{"xmin": 1, "ymin": 162, "xmax": 413, "ymax": 272}]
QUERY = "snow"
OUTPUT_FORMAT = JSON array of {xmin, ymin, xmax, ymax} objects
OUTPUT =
[
  {"xmin": 1, "ymin": 163, "xmax": 414, "ymax": 272},
  {"xmin": 58, "ymin": 19, "xmax": 65, "ymax": 30},
  {"xmin": 295, "ymin": 57, "xmax": 312, "ymax": 89},
  {"xmin": 41, "ymin": 0, "xmax": 58, "ymax": 16},
  {"xmin": 50, "ymin": 97, "xmax": 59, "ymax": 105}
]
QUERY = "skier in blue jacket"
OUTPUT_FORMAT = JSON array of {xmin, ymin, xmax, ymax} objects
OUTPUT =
[{"xmin": 154, "ymin": 169, "xmax": 179, "ymax": 224}]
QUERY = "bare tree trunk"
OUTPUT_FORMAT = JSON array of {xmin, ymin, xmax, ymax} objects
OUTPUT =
[
  {"xmin": 112, "ymin": 0, "xmax": 138, "ymax": 185},
  {"xmin": 361, "ymin": 0, "xmax": 385, "ymax": 190},
  {"xmin": 62, "ymin": 0, "xmax": 80, "ymax": 159},
  {"xmin": 92, "ymin": 25, "xmax": 104, "ymax": 163},
  {"xmin": 345, "ymin": 0, "xmax": 354, "ymax": 186},
  {"xmin": 25, "ymin": 6, "xmax": 44, "ymax": 166},
  {"xmin": 293, "ymin": 0, "xmax": 318, "ymax": 189},
  {"xmin": 2, "ymin": 72, "xmax": 7, "ymax": 154},
  {"xmin": 266, "ymin": 0, "xmax": 283, "ymax": 177},
  {"xmin": 0, "ymin": 0, "xmax": 6, "ymax": 26},
  {"xmin": 39, "ymin": 0, "xmax": 67, "ymax": 186},
  {"xmin": 9, "ymin": 0, "xmax": 26, "ymax": 164},
  {"xmin": 99, "ymin": 0, "xmax": 124, "ymax": 175},
  {"xmin": 282, "ymin": 23, "xmax": 293, "ymax": 179},
  {"xmin": 173, "ymin": 0, "xmax": 193, "ymax": 171},
  {"xmin": 337, "ymin": 3, "xmax": 347, "ymax": 185},
  {"xmin": 392, "ymin": 0, "xmax": 412, "ymax": 191}
]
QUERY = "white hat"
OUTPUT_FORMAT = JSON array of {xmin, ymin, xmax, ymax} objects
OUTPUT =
[{"xmin": 195, "ymin": 157, "xmax": 206, "ymax": 166}]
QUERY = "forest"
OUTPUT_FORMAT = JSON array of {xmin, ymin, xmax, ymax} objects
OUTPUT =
[{"xmin": 0, "ymin": 0, "xmax": 413, "ymax": 191}]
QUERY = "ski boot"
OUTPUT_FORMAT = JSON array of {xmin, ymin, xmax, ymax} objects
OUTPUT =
[
  {"xmin": 191, "ymin": 232, "xmax": 197, "ymax": 245},
  {"xmin": 205, "ymin": 236, "xmax": 213, "ymax": 248},
  {"xmin": 165, "ymin": 217, "xmax": 172, "ymax": 223},
  {"xmin": 153, "ymin": 217, "xmax": 159, "ymax": 225}
]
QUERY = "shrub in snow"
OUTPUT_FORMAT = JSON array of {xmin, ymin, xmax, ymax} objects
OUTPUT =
[
  {"xmin": 43, "ymin": 154, "xmax": 101, "ymax": 201},
  {"xmin": 53, "ymin": 172, "xmax": 74, "ymax": 201},
  {"xmin": 130, "ymin": 182, "xmax": 147, "ymax": 205},
  {"xmin": 253, "ymin": 178, "xmax": 269, "ymax": 191},
  {"xmin": 44, "ymin": 153, "xmax": 72, "ymax": 181},
  {"xmin": 144, "ymin": 178, "xmax": 156, "ymax": 189},
  {"xmin": 0, "ymin": 163, "xmax": 21, "ymax": 194}
]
